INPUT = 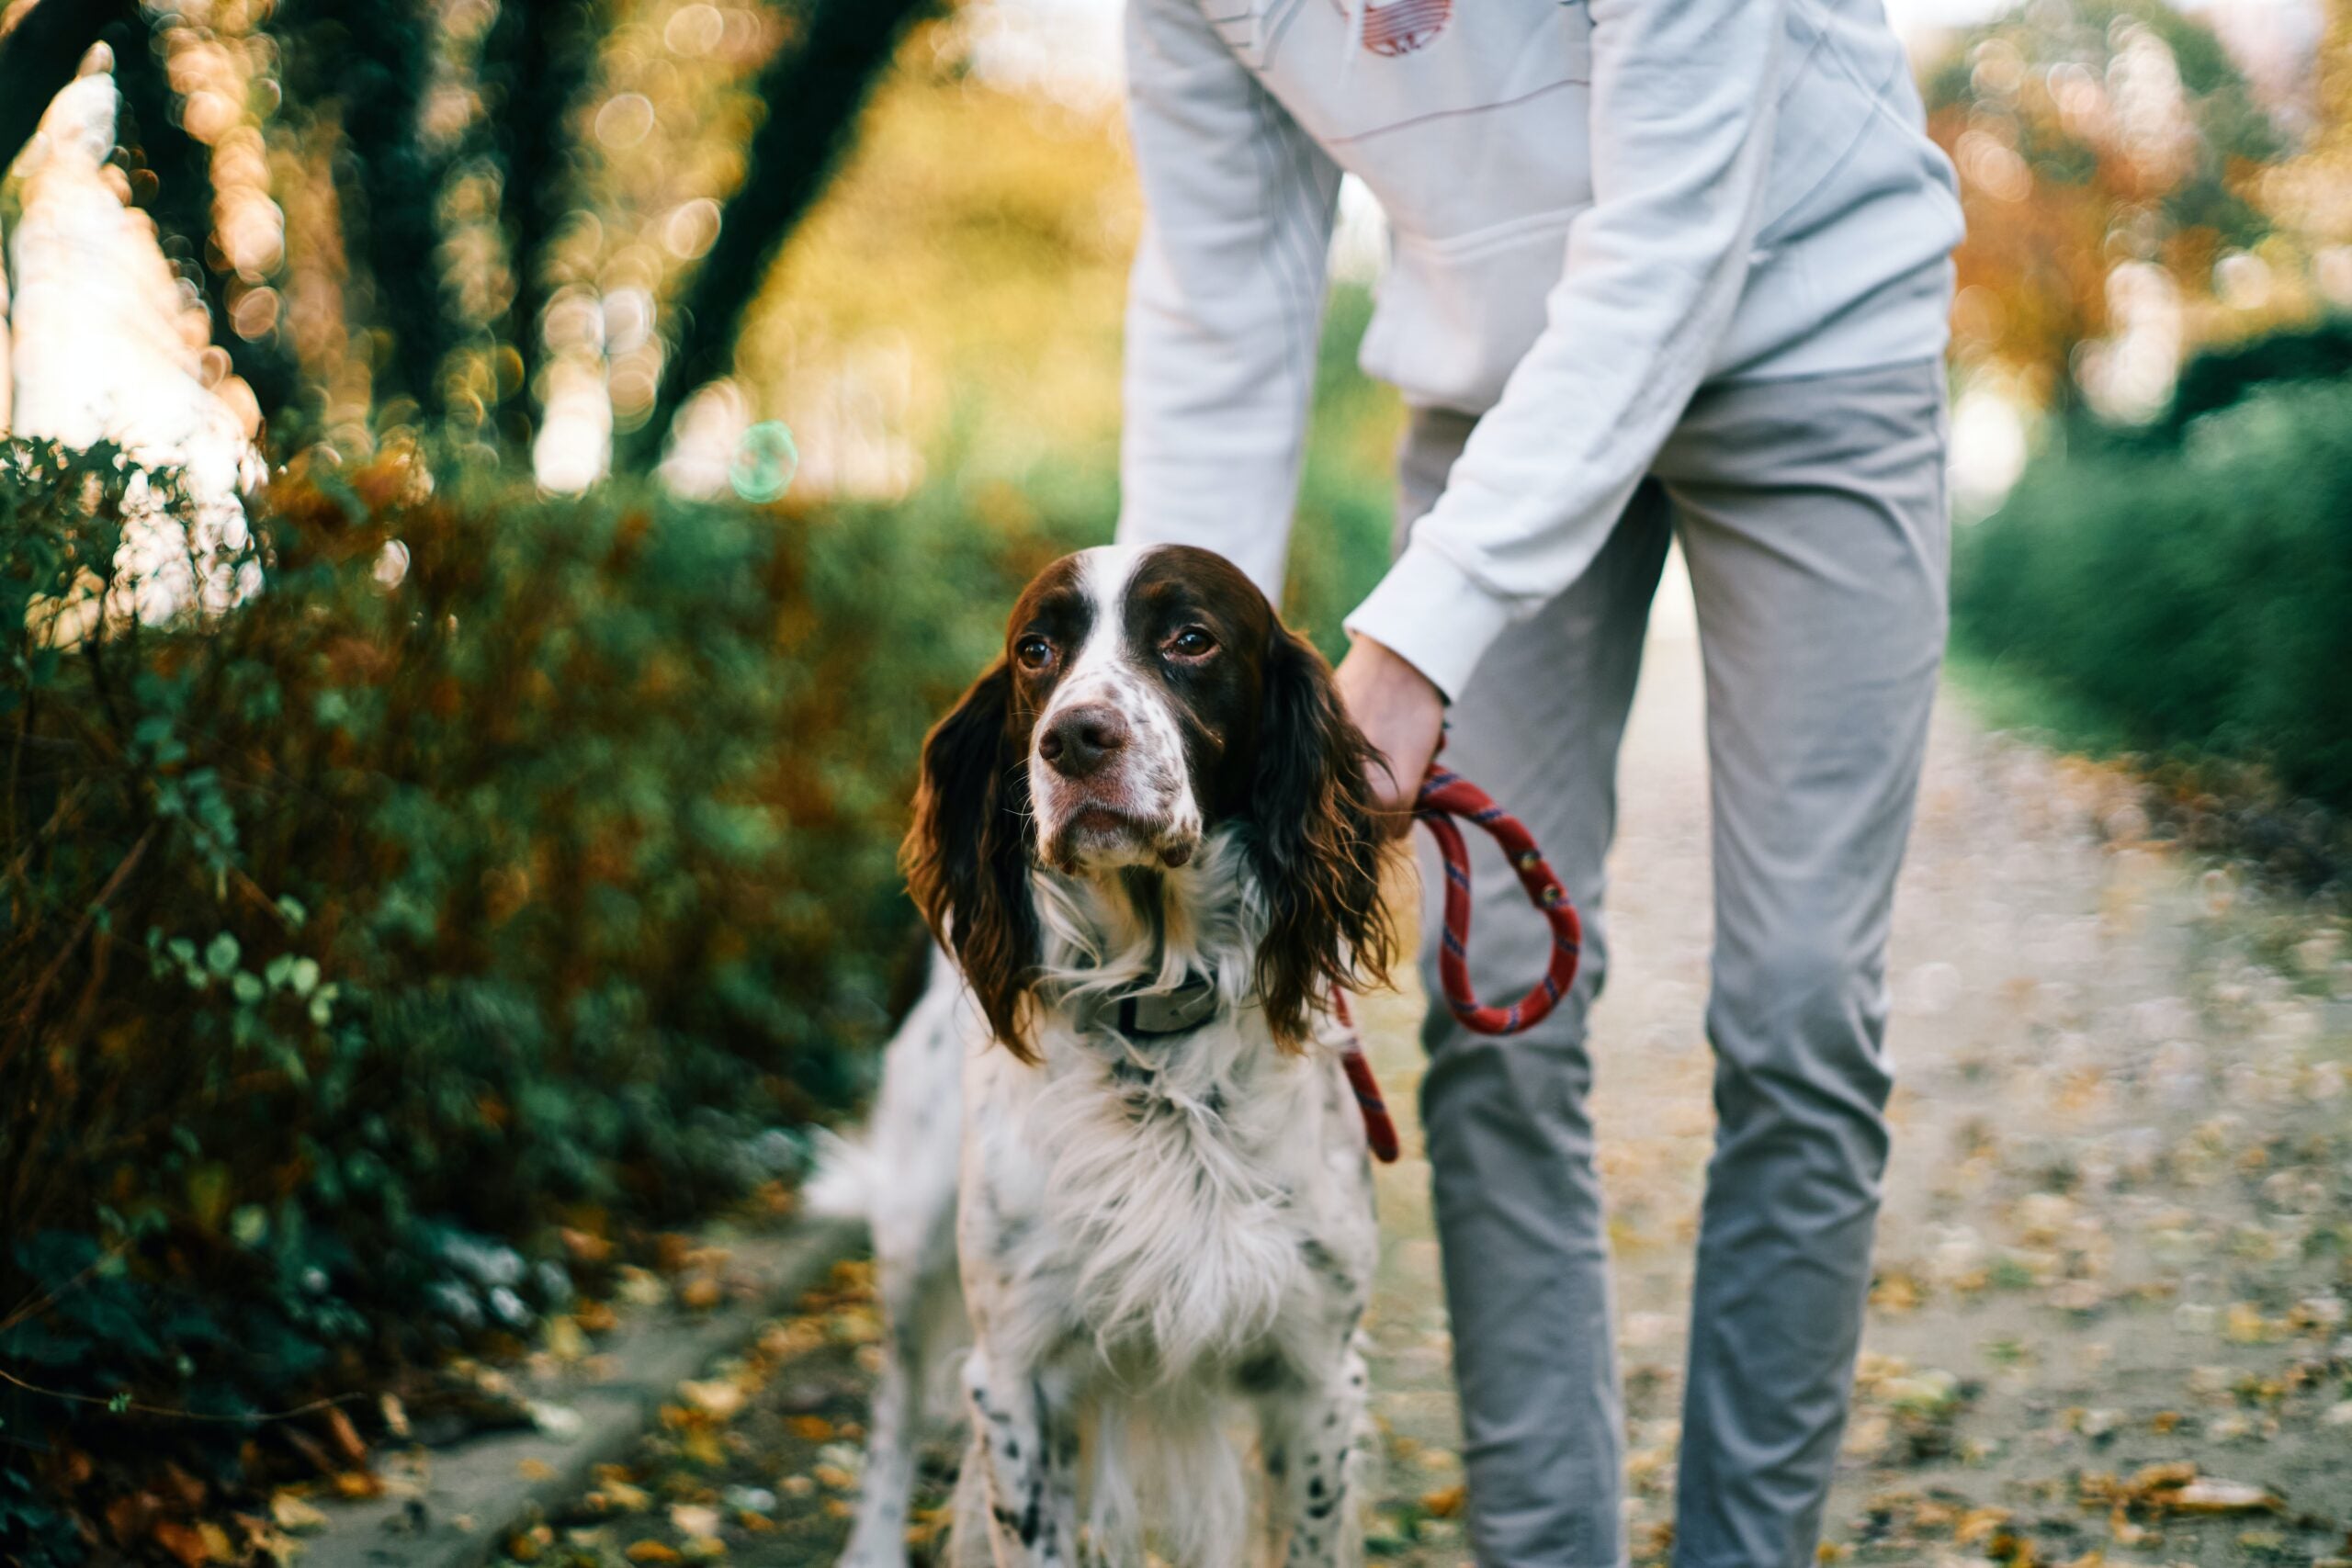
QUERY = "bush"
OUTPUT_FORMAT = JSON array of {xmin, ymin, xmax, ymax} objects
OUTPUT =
[
  {"xmin": 0, "ymin": 443, "xmax": 1083, "ymax": 1554},
  {"xmin": 2160, "ymin": 314, "xmax": 2352, "ymax": 440},
  {"xmin": 1952, "ymin": 378, "xmax": 2352, "ymax": 812}
]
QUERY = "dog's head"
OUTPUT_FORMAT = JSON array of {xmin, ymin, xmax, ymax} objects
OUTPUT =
[{"xmin": 903, "ymin": 544, "xmax": 1393, "ymax": 1058}]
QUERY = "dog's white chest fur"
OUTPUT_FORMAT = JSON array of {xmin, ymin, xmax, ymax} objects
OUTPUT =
[{"xmin": 961, "ymin": 999, "xmax": 1374, "ymax": 1380}]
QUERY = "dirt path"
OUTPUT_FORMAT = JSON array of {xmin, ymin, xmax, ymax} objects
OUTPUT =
[{"xmin": 531, "ymin": 570, "xmax": 2352, "ymax": 1567}]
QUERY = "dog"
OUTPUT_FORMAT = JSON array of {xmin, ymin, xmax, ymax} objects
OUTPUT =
[{"xmin": 809, "ymin": 543, "xmax": 1397, "ymax": 1567}]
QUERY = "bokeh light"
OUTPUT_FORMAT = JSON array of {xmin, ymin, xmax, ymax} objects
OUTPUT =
[{"xmin": 728, "ymin": 418, "xmax": 799, "ymax": 502}]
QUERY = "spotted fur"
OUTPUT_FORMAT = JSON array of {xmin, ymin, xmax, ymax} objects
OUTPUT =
[{"xmin": 818, "ymin": 545, "xmax": 1393, "ymax": 1567}]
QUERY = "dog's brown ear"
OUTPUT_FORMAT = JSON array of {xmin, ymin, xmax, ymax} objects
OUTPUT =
[
  {"xmin": 902, "ymin": 660, "xmax": 1040, "ymax": 1059},
  {"xmin": 1247, "ymin": 628, "xmax": 1396, "ymax": 1050}
]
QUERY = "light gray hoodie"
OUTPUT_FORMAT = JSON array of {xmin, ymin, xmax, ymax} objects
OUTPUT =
[{"xmin": 1113, "ymin": 0, "xmax": 1964, "ymax": 697}]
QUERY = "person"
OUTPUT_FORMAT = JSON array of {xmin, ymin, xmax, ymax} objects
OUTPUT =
[{"xmin": 1111, "ymin": 0, "xmax": 1965, "ymax": 1562}]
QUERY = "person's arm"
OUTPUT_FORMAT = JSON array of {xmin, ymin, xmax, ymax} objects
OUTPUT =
[
  {"xmin": 1344, "ymin": 0, "xmax": 1789, "ymax": 712},
  {"xmin": 1114, "ymin": 0, "xmax": 1341, "ymax": 602}
]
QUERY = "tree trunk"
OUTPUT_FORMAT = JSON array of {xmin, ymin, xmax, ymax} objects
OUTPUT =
[
  {"xmin": 275, "ymin": 0, "xmax": 450, "ymax": 423},
  {"xmin": 616, "ymin": 0, "xmax": 936, "ymax": 473},
  {"xmin": 483, "ymin": 0, "xmax": 602, "ymax": 453}
]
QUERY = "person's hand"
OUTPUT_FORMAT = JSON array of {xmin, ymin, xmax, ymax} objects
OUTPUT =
[{"xmin": 1334, "ymin": 635, "xmax": 1445, "ymax": 832}]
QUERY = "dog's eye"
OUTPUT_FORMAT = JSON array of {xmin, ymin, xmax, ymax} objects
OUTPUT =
[
  {"xmin": 1014, "ymin": 636, "xmax": 1055, "ymax": 671},
  {"xmin": 1165, "ymin": 626, "xmax": 1217, "ymax": 660}
]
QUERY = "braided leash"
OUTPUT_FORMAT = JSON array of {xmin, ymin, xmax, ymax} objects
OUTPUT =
[{"xmin": 1335, "ymin": 764, "xmax": 1583, "ymax": 1164}]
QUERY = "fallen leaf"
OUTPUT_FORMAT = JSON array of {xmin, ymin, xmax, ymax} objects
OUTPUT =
[
  {"xmin": 159, "ymin": 1465, "xmax": 208, "ymax": 1511},
  {"xmin": 561, "ymin": 1227, "xmax": 614, "ymax": 1265},
  {"xmin": 2128, "ymin": 1461, "xmax": 2199, "ymax": 1494},
  {"xmin": 517, "ymin": 1458, "xmax": 557, "ymax": 1482},
  {"xmin": 270, "ymin": 1494, "xmax": 330, "ymax": 1535},
  {"xmin": 151, "ymin": 1521, "xmax": 213, "ymax": 1568},
  {"xmin": 2167, "ymin": 1478, "xmax": 2278, "ymax": 1514},
  {"xmin": 595, "ymin": 1480, "xmax": 653, "ymax": 1513},
  {"xmin": 625, "ymin": 1541, "xmax": 680, "ymax": 1563},
  {"xmin": 2107, "ymin": 1503, "xmax": 2156, "ymax": 1548},
  {"xmin": 2224, "ymin": 1303, "xmax": 2274, "ymax": 1344},
  {"xmin": 548, "ymin": 1315, "xmax": 590, "ymax": 1361},
  {"xmin": 680, "ymin": 1379, "xmax": 746, "ymax": 1420},
  {"xmin": 1955, "ymin": 1506, "xmax": 2011, "ymax": 1546},
  {"xmin": 670, "ymin": 1505, "xmax": 723, "ymax": 1539},
  {"xmin": 325, "ymin": 1407, "xmax": 368, "ymax": 1463},
  {"xmin": 1420, "ymin": 1484, "xmax": 1464, "ymax": 1518}
]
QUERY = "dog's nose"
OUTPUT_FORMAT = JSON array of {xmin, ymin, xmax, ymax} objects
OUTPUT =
[{"xmin": 1039, "ymin": 705, "xmax": 1129, "ymax": 778}]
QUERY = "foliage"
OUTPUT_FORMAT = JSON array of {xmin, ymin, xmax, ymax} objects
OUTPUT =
[
  {"xmin": 2158, "ymin": 312, "xmax": 2352, "ymax": 436},
  {"xmin": 1951, "ymin": 377, "xmax": 2352, "ymax": 813},
  {"xmin": 112, "ymin": 7, "xmax": 304, "ymax": 425},
  {"xmin": 1924, "ymin": 0, "xmax": 2278, "ymax": 407},
  {"xmin": 0, "ymin": 439, "xmax": 1084, "ymax": 1554}
]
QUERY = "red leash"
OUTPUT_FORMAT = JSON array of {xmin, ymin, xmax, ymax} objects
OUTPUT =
[{"xmin": 1335, "ymin": 764, "xmax": 1583, "ymax": 1164}]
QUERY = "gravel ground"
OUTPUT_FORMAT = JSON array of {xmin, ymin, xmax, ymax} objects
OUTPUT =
[{"xmin": 518, "ymin": 591, "xmax": 2352, "ymax": 1568}]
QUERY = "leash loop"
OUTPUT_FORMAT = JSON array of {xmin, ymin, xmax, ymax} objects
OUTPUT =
[
  {"xmin": 1333, "ymin": 763, "xmax": 1584, "ymax": 1164},
  {"xmin": 1416, "ymin": 765, "xmax": 1583, "ymax": 1037}
]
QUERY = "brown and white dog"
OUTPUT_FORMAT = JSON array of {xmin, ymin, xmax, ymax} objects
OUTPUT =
[{"xmin": 810, "ymin": 543, "xmax": 1396, "ymax": 1567}]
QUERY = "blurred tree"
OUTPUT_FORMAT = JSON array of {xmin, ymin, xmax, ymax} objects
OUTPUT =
[
  {"xmin": 481, "ymin": 0, "xmax": 603, "ymax": 451},
  {"xmin": 0, "ymin": 0, "xmax": 134, "ymax": 174},
  {"xmin": 109, "ymin": 7, "xmax": 308, "ymax": 426},
  {"xmin": 274, "ymin": 0, "xmax": 455, "ymax": 423},
  {"xmin": 4, "ymin": 0, "xmax": 937, "ymax": 465},
  {"xmin": 1925, "ymin": 0, "xmax": 2280, "ymax": 411},
  {"xmin": 622, "ymin": 0, "xmax": 937, "ymax": 468},
  {"xmin": 2259, "ymin": 0, "xmax": 2352, "ymax": 261}
]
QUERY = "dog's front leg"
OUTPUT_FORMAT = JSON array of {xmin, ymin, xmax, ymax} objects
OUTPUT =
[
  {"xmin": 957, "ymin": 1347, "xmax": 1080, "ymax": 1567},
  {"xmin": 1257, "ymin": 1347, "xmax": 1369, "ymax": 1568}
]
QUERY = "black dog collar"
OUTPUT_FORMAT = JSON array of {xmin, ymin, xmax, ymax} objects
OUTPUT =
[{"xmin": 1106, "ymin": 972, "xmax": 1222, "ymax": 1041}]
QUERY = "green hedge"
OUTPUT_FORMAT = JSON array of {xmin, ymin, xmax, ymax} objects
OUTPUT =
[
  {"xmin": 0, "ymin": 443, "xmax": 1082, "ymax": 1552},
  {"xmin": 1952, "ymin": 378, "xmax": 2352, "ymax": 812},
  {"xmin": 2160, "ymin": 315, "xmax": 2352, "ymax": 440}
]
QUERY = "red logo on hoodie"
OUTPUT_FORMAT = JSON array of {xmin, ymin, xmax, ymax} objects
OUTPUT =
[{"xmin": 1353, "ymin": 0, "xmax": 1452, "ymax": 56}]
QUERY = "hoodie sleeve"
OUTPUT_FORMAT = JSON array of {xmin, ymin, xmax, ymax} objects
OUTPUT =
[
  {"xmin": 1343, "ymin": 0, "xmax": 1789, "ymax": 700},
  {"xmin": 1114, "ymin": 0, "xmax": 1343, "ymax": 603}
]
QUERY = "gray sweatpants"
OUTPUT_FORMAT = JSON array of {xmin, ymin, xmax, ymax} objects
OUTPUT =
[{"xmin": 1398, "ymin": 359, "xmax": 1950, "ymax": 1568}]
